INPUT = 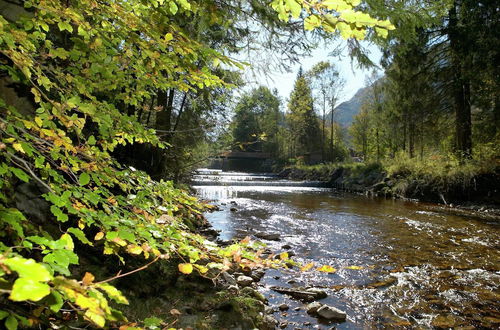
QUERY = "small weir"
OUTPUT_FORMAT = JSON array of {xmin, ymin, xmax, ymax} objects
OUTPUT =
[{"xmin": 194, "ymin": 169, "xmax": 500, "ymax": 329}]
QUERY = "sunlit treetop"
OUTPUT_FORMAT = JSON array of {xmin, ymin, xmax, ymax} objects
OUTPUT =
[{"xmin": 271, "ymin": 0, "xmax": 395, "ymax": 39}]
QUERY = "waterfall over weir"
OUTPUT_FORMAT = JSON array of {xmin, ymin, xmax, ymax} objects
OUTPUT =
[{"xmin": 192, "ymin": 168, "xmax": 326, "ymax": 187}]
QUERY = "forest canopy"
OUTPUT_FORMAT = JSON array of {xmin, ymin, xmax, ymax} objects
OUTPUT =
[{"xmin": 0, "ymin": 0, "xmax": 396, "ymax": 329}]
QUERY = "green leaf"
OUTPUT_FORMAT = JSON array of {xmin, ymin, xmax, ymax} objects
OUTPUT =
[
  {"xmin": 285, "ymin": 0, "xmax": 301, "ymax": 18},
  {"xmin": 0, "ymin": 208, "xmax": 25, "ymax": 237},
  {"xmin": 304, "ymin": 15, "xmax": 321, "ymax": 31},
  {"xmin": 5, "ymin": 315, "xmax": 17, "ymax": 330},
  {"xmin": 79, "ymin": 172, "xmax": 91, "ymax": 186},
  {"xmin": 57, "ymin": 21, "xmax": 73, "ymax": 33},
  {"xmin": 375, "ymin": 26, "xmax": 389, "ymax": 38},
  {"xmin": 169, "ymin": 2, "xmax": 178, "ymax": 14},
  {"xmin": 96, "ymin": 283, "xmax": 129, "ymax": 304},
  {"xmin": 48, "ymin": 291, "xmax": 64, "ymax": 312},
  {"xmin": 10, "ymin": 278, "xmax": 51, "ymax": 302},
  {"xmin": 68, "ymin": 228, "xmax": 92, "ymax": 245},
  {"xmin": 50, "ymin": 205, "xmax": 69, "ymax": 222},
  {"xmin": 10, "ymin": 168, "xmax": 29, "ymax": 182},
  {"xmin": 0, "ymin": 311, "xmax": 9, "ymax": 320},
  {"xmin": 3, "ymin": 257, "xmax": 52, "ymax": 281},
  {"xmin": 144, "ymin": 316, "xmax": 163, "ymax": 328},
  {"xmin": 323, "ymin": 0, "xmax": 351, "ymax": 11},
  {"xmin": 177, "ymin": 0, "xmax": 191, "ymax": 10},
  {"xmin": 43, "ymin": 248, "xmax": 78, "ymax": 275}
]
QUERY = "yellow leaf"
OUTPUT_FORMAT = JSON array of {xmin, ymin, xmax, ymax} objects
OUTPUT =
[
  {"xmin": 82, "ymin": 272, "xmax": 95, "ymax": 285},
  {"xmin": 317, "ymin": 265, "xmax": 336, "ymax": 273},
  {"xmin": 126, "ymin": 244, "xmax": 143, "ymax": 255},
  {"xmin": 300, "ymin": 262, "xmax": 315, "ymax": 272},
  {"xmin": 31, "ymin": 88, "xmax": 41, "ymax": 103},
  {"xmin": 13, "ymin": 143, "xmax": 25, "ymax": 153},
  {"xmin": 94, "ymin": 232, "xmax": 104, "ymax": 240},
  {"xmin": 345, "ymin": 265, "xmax": 363, "ymax": 270},
  {"xmin": 112, "ymin": 237, "xmax": 127, "ymax": 247},
  {"xmin": 279, "ymin": 252, "xmax": 289, "ymax": 260},
  {"xmin": 178, "ymin": 263, "xmax": 193, "ymax": 274},
  {"xmin": 84, "ymin": 309, "xmax": 105, "ymax": 327},
  {"xmin": 194, "ymin": 264, "xmax": 208, "ymax": 274}
]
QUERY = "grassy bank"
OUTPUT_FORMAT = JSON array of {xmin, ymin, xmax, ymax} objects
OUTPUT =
[{"xmin": 281, "ymin": 153, "xmax": 500, "ymax": 205}]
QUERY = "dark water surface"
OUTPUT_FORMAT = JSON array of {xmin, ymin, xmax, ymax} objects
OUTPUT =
[{"xmin": 194, "ymin": 170, "xmax": 500, "ymax": 329}]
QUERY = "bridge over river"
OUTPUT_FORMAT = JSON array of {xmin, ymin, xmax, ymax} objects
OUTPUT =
[{"xmin": 208, "ymin": 151, "xmax": 272, "ymax": 172}]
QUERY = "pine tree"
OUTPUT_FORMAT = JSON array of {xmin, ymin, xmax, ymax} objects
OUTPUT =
[{"xmin": 287, "ymin": 69, "xmax": 321, "ymax": 158}]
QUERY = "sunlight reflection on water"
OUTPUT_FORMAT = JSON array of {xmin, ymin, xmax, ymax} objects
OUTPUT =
[{"xmin": 195, "ymin": 171, "xmax": 500, "ymax": 329}]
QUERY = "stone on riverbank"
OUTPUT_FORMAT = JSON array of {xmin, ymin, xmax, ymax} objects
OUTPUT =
[{"xmin": 237, "ymin": 275, "xmax": 254, "ymax": 286}]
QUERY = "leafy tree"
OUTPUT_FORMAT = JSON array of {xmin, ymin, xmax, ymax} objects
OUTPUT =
[
  {"xmin": 0, "ymin": 0, "xmax": 397, "ymax": 328},
  {"xmin": 369, "ymin": 0, "xmax": 499, "ymax": 159},
  {"xmin": 232, "ymin": 86, "xmax": 282, "ymax": 154},
  {"xmin": 349, "ymin": 106, "xmax": 371, "ymax": 159},
  {"xmin": 307, "ymin": 61, "xmax": 345, "ymax": 161}
]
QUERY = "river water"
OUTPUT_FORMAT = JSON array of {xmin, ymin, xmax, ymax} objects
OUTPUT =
[{"xmin": 193, "ymin": 169, "xmax": 500, "ymax": 329}]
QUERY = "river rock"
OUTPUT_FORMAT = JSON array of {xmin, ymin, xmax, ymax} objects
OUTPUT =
[
  {"xmin": 316, "ymin": 305, "xmax": 347, "ymax": 321},
  {"xmin": 240, "ymin": 287, "xmax": 266, "ymax": 302},
  {"xmin": 262, "ymin": 315, "xmax": 278, "ymax": 330},
  {"xmin": 278, "ymin": 303, "xmax": 289, "ymax": 311},
  {"xmin": 230, "ymin": 207, "xmax": 237, "ymax": 212},
  {"xmin": 221, "ymin": 272, "xmax": 237, "ymax": 286},
  {"xmin": 227, "ymin": 285, "xmax": 239, "ymax": 293},
  {"xmin": 264, "ymin": 306, "xmax": 274, "ymax": 314},
  {"xmin": 270, "ymin": 287, "xmax": 327, "ymax": 301},
  {"xmin": 254, "ymin": 232, "xmax": 281, "ymax": 241},
  {"xmin": 236, "ymin": 275, "xmax": 253, "ymax": 286},
  {"xmin": 251, "ymin": 269, "xmax": 266, "ymax": 281},
  {"xmin": 282, "ymin": 244, "xmax": 292, "ymax": 249},
  {"xmin": 306, "ymin": 302, "xmax": 322, "ymax": 314},
  {"xmin": 305, "ymin": 287, "xmax": 327, "ymax": 299}
]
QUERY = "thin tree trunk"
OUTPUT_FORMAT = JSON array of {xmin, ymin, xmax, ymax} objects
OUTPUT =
[
  {"xmin": 321, "ymin": 93, "xmax": 326, "ymax": 162},
  {"xmin": 449, "ymin": 1, "xmax": 472, "ymax": 158},
  {"xmin": 330, "ymin": 105, "xmax": 334, "ymax": 160}
]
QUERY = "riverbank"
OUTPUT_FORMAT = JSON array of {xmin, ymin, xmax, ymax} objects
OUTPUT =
[{"xmin": 278, "ymin": 159, "xmax": 500, "ymax": 211}]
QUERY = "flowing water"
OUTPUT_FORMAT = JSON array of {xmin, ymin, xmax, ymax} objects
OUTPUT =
[{"xmin": 193, "ymin": 169, "xmax": 500, "ymax": 329}]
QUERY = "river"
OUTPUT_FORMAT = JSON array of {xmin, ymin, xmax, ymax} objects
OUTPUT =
[{"xmin": 193, "ymin": 169, "xmax": 500, "ymax": 329}]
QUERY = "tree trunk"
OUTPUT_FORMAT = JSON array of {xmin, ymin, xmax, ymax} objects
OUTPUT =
[
  {"xmin": 321, "ymin": 93, "xmax": 326, "ymax": 162},
  {"xmin": 449, "ymin": 1, "xmax": 472, "ymax": 158},
  {"xmin": 330, "ymin": 105, "xmax": 334, "ymax": 160},
  {"xmin": 153, "ymin": 89, "xmax": 176, "ymax": 177}
]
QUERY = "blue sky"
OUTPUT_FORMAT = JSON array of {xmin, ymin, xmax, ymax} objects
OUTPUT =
[{"xmin": 244, "ymin": 40, "xmax": 382, "ymax": 105}]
